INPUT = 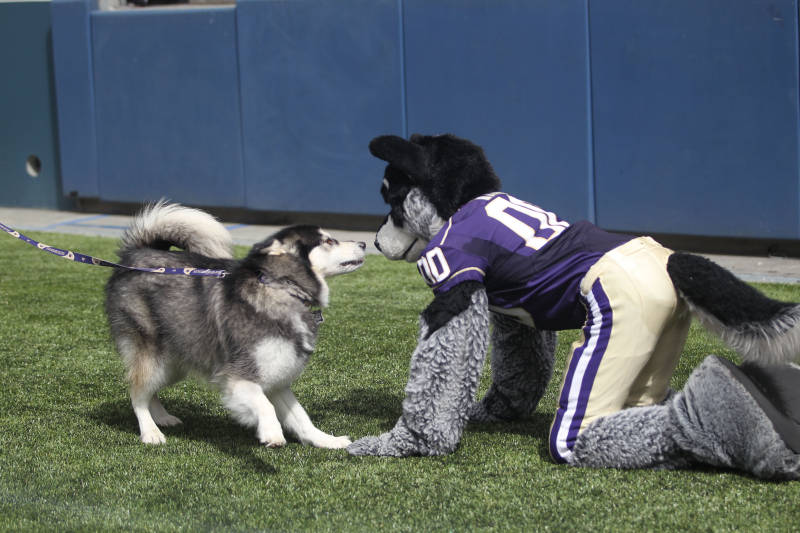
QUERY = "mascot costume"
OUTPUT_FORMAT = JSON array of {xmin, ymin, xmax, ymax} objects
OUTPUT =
[{"xmin": 348, "ymin": 133, "xmax": 800, "ymax": 480}]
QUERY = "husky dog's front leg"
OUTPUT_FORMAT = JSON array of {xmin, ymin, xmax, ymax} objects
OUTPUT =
[
  {"xmin": 349, "ymin": 283, "xmax": 490, "ymax": 457},
  {"xmin": 269, "ymin": 388, "xmax": 351, "ymax": 449},
  {"xmin": 223, "ymin": 379, "xmax": 286, "ymax": 447}
]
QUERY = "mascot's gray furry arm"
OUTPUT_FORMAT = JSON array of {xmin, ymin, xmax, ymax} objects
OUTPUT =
[
  {"xmin": 348, "ymin": 282, "xmax": 491, "ymax": 456},
  {"xmin": 468, "ymin": 312, "xmax": 557, "ymax": 423}
]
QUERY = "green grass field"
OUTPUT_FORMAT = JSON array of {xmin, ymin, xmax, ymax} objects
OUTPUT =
[{"xmin": 1, "ymin": 231, "xmax": 798, "ymax": 532}]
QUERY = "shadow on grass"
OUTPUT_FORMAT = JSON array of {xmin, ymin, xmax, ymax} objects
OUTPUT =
[
  {"xmin": 89, "ymin": 399, "xmax": 279, "ymax": 474},
  {"xmin": 324, "ymin": 387, "xmax": 403, "ymax": 424},
  {"xmin": 468, "ymin": 412, "xmax": 555, "ymax": 460}
]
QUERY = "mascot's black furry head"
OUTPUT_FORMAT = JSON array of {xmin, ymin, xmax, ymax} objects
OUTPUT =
[{"xmin": 370, "ymin": 133, "xmax": 501, "ymax": 262}]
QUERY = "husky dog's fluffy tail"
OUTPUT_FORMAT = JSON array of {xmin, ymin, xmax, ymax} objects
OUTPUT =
[
  {"xmin": 119, "ymin": 200, "xmax": 233, "ymax": 259},
  {"xmin": 667, "ymin": 252, "xmax": 800, "ymax": 365}
]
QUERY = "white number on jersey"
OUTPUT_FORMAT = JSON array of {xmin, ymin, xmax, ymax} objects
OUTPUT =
[
  {"xmin": 417, "ymin": 246, "xmax": 451, "ymax": 285},
  {"xmin": 484, "ymin": 196, "xmax": 569, "ymax": 250}
]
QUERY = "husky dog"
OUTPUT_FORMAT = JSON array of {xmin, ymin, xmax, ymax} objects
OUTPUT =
[
  {"xmin": 348, "ymin": 133, "xmax": 800, "ymax": 480},
  {"xmin": 106, "ymin": 202, "xmax": 365, "ymax": 447}
]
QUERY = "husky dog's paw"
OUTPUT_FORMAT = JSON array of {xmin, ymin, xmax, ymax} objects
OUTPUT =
[
  {"xmin": 140, "ymin": 429, "xmax": 167, "ymax": 445},
  {"xmin": 260, "ymin": 432, "xmax": 287, "ymax": 448},
  {"xmin": 314, "ymin": 434, "xmax": 352, "ymax": 449}
]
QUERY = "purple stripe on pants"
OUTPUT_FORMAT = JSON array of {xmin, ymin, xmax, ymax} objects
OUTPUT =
[{"xmin": 549, "ymin": 279, "xmax": 613, "ymax": 463}]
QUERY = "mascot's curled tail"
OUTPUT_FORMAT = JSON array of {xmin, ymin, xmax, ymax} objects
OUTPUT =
[
  {"xmin": 119, "ymin": 200, "xmax": 233, "ymax": 259},
  {"xmin": 667, "ymin": 252, "xmax": 800, "ymax": 365}
]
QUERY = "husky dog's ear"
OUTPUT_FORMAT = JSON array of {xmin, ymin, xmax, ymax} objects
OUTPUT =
[
  {"xmin": 369, "ymin": 135, "xmax": 428, "ymax": 181},
  {"xmin": 256, "ymin": 238, "xmax": 297, "ymax": 257}
]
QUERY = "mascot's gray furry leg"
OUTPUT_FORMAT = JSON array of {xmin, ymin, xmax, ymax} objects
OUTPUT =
[
  {"xmin": 469, "ymin": 313, "xmax": 557, "ymax": 422},
  {"xmin": 570, "ymin": 355, "xmax": 800, "ymax": 480},
  {"xmin": 348, "ymin": 284, "xmax": 490, "ymax": 456}
]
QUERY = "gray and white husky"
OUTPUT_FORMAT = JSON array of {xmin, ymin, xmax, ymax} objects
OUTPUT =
[{"xmin": 105, "ymin": 202, "xmax": 365, "ymax": 447}]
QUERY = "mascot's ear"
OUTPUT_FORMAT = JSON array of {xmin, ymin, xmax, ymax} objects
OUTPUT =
[{"xmin": 369, "ymin": 135, "xmax": 428, "ymax": 182}]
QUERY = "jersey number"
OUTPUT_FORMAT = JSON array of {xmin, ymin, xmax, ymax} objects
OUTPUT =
[
  {"xmin": 484, "ymin": 196, "xmax": 568, "ymax": 250},
  {"xmin": 417, "ymin": 246, "xmax": 450, "ymax": 285},
  {"xmin": 418, "ymin": 195, "xmax": 569, "ymax": 286}
]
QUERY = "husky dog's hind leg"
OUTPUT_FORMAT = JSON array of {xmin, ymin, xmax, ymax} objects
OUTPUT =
[{"xmin": 119, "ymin": 338, "xmax": 183, "ymax": 444}]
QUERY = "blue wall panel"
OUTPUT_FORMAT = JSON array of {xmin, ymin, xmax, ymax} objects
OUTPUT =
[
  {"xmin": 236, "ymin": 0, "xmax": 403, "ymax": 215},
  {"xmin": 403, "ymin": 0, "xmax": 592, "ymax": 224},
  {"xmin": 51, "ymin": 0, "xmax": 98, "ymax": 199},
  {"xmin": 591, "ymin": 0, "xmax": 800, "ymax": 238},
  {"xmin": 91, "ymin": 7, "xmax": 245, "ymax": 207},
  {"xmin": 0, "ymin": 1, "xmax": 65, "ymax": 208}
]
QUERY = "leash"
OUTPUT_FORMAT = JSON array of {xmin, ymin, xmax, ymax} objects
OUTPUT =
[
  {"xmin": 0, "ymin": 221, "xmax": 228, "ymax": 279},
  {"xmin": 0, "ymin": 221, "xmax": 325, "ymax": 321}
]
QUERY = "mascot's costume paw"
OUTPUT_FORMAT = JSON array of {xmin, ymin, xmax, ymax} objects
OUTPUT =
[{"xmin": 348, "ymin": 133, "xmax": 800, "ymax": 481}]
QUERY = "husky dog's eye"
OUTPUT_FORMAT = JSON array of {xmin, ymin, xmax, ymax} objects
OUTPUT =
[{"xmin": 325, "ymin": 238, "xmax": 336, "ymax": 246}]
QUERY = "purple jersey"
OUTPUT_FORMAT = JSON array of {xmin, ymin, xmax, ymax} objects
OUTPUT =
[{"xmin": 416, "ymin": 193, "xmax": 631, "ymax": 330}]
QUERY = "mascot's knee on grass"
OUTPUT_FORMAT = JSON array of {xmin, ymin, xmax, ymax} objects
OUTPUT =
[{"xmin": 347, "ymin": 132, "xmax": 800, "ymax": 481}]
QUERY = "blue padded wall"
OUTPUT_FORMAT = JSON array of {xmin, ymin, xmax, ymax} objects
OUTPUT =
[
  {"xmin": 43, "ymin": 0, "xmax": 800, "ymax": 239},
  {"xmin": 51, "ymin": 0, "xmax": 98, "ymax": 199},
  {"xmin": 403, "ymin": 0, "xmax": 593, "ymax": 224},
  {"xmin": 90, "ymin": 7, "xmax": 245, "ymax": 207},
  {"xmin": 590, "ymin": 0, "xmax": 800, "ymax": 238},
  {"xmin": 236, "ymin": 0, "xmax": 403, "ymax": 215},
  {"xmin": 0, "ymin": 1, "xmax": 65, "ymax": 208}
]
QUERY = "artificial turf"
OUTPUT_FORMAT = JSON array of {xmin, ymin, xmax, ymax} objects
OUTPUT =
[{"xmin": 0, "ymin": 231, "xmax": 798, "ymax": 531}]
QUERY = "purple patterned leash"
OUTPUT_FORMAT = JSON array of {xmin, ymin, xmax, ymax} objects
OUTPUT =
[{"xmin": 0, "ymin": 221, "xmax": 228, "ymax": 278}]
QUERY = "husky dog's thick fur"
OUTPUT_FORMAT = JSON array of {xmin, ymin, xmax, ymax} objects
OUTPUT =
[
  {"xmin": 106, "ymin": 202, "xmax": 365, "ymax": 447},
  {"xmin": 348, "ymin": 133, "xmax": 800, "ymax": 480}
]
